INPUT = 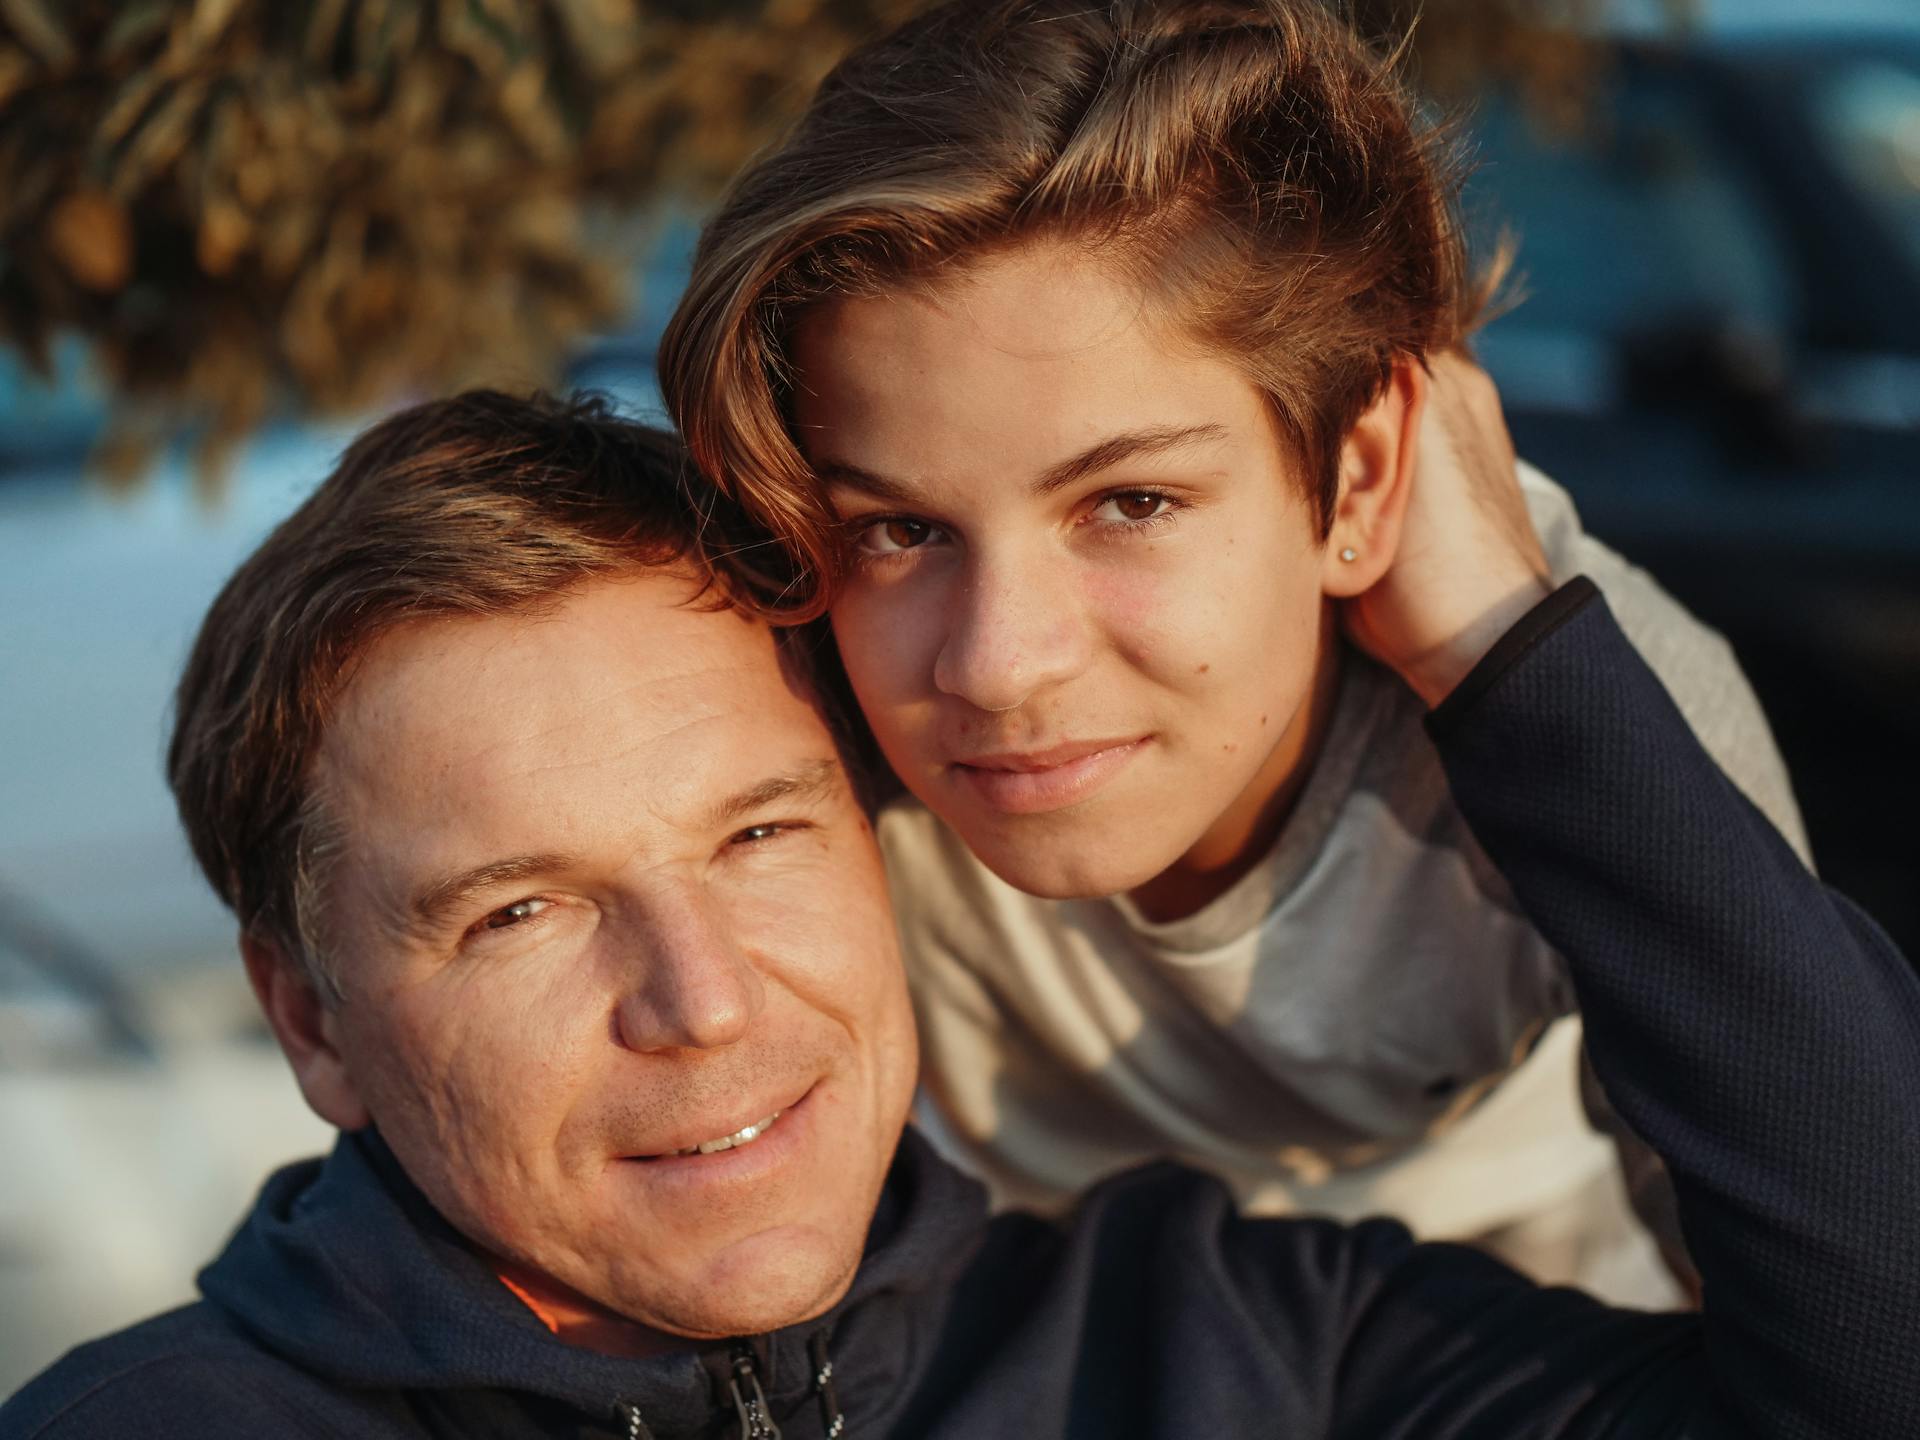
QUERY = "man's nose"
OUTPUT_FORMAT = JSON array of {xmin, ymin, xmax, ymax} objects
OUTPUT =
[
  {"xmin": 931, "ymin": 546, "xmax": 1090, "ymax": 714},
  {"xmin": 613, "ymin": 885, "xmax": 766, "ymax": 1054}
]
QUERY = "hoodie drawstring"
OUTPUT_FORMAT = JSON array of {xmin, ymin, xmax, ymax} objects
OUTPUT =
[{"xmin": 809, "ymin": 1332, "xmax": 846, "ymax": 1439}]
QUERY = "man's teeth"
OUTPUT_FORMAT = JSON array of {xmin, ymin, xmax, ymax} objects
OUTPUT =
[{"xmin": 674, "ymin": 1111, "xmax": 783, "ymax": 1157}]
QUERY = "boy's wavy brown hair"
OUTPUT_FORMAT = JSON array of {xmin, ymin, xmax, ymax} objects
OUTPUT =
[{"xmin": 660, "ymin": 0, "xmax": 1500, "ymax": 621}]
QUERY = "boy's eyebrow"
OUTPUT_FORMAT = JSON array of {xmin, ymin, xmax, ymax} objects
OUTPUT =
[
  {"xmin": 814, "ymin": 423, "xmax": 1230, "ymax": 505},
  {"xmin": 811, "ymin": 459, "xmax": 920, "ymax": 505},
  {"xmin": 1029, "ymin": 423, "xmax": 1229, "ymax": 496}
]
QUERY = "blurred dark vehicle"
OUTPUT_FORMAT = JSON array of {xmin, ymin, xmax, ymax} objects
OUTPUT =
[{"xmin": 1466, "ymin": 27, "xmax": 1920, "ymax": 953}]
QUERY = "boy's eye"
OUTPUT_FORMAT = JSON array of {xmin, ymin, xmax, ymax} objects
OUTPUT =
[
  {"xmin": 482, "ymin": 898, "xmax": 549, "ymax": 931},
  {"xmin": 857, "ymin": 518, "xmax": 937, "ymax": 553},
  {"xmin": 1095, "ymin": 491, "xmax": 1171, "ymax": 523}
]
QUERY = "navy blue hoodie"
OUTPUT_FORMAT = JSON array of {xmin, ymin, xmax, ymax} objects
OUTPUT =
[{"xmin": 7, "ymin": 581, "xmax": 1918, "ymax": 1439}]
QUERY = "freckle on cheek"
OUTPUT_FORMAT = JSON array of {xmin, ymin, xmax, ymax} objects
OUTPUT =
[
  {"xmin": 1195, "ymin": 663, "xmax": 1210, "ymax": 675},
  {"xmin": 1260, "ymin": 714, "xmax": 1269, "ymax": 727}
]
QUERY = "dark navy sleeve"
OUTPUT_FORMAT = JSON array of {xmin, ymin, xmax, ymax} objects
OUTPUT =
[{"xmin": 1379, "ymin": 576, "xmax": 1920, "ymax": 1439}]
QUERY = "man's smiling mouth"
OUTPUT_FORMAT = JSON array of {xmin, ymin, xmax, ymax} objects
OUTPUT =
[
  {"xmin": 667, "ymin": 1109, "xmax": 784, "ymax": 1157},
  {"xmin": 621, "ymin": 1082, "xmax": 818, "ymax": 1168},
  {"xmin": 627, "ymin": 1087, "xmax": 816, "ymax": 1164}
]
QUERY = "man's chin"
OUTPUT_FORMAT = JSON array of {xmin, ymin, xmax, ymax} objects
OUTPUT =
[{"xmin": 614, "ymin": 1228, "xmax": 864, "ymax": 1340}]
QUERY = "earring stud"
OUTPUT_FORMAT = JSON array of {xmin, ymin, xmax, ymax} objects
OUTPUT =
[{"xmin": 1339, "ymin": 546, "xmax": 1358, "ymax": 563}]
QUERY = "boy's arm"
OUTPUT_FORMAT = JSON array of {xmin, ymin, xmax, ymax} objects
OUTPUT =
[
  {"xmin": 1518, "ymin": 459, "xmax": 1810, "ymax": 864},
  {"xmin": 1318, "ymin": 357, "xmax": 1920, "ymax": 1435},
  {"xmin": 1455, "ymin": 578, "xmax": 1917, "ymax": 1435},
  {"xmin": 1524, "ymin": 459, "xmax": 1805, "ymax": 1291}
]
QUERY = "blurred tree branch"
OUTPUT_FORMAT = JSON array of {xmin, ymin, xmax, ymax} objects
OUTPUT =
[
  {"xmin": 0, "ymin": 0, "xmax": 1691, "ymax": 485},
  {"xmin": 0, "ymin": 0, "xmax": 917, "ymax": 484},
  {"xmin": 1355, "ymin": 0, "xmax": 1700, "ymax": 127}
]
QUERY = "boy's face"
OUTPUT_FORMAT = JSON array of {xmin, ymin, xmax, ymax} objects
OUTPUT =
[{"xmin": 793, "ymin": 242, "xmax": 1346, "ymax": 908}]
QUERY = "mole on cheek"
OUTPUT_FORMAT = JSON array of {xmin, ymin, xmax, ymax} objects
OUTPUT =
[{"xmin": 1195, "ymin": 662, "xmax": 1211, "ymax": 675}]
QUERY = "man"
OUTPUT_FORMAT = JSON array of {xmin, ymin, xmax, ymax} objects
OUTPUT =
[{"xmin": 3, "ymin": 387, "xmax": 1916, "ymax": 1439}]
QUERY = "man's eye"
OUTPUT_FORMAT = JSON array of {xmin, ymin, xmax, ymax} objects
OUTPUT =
[
  {"xmin": 1092, "ymin": 490, "xmax": 1174, "ymax": 524},
  {"xmin": 730, "ymin": 822, "xmax": 791, "ymax": 846},
  {"xmin": 481, "ymin": 898, "xmax": 549, "ymax": 931},
  {"xmin": 856, "ymin": 517, "xmax": 940, "ymax": 554}
]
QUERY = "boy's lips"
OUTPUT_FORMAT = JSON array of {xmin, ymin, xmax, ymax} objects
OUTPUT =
[{"xmin": 949, "ymin": 736, "xmax": 1149, "ymax": 814}]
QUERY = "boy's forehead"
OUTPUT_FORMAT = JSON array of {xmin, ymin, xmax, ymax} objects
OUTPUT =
[{"xmin": 799, "ymin": 243, "xmax": 1146, "ymax": 375}]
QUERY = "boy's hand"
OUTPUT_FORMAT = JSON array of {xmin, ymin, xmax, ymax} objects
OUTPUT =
[{"xmin": 1343, "ymin": 352, "xmax": 1555, "ymax": 707}]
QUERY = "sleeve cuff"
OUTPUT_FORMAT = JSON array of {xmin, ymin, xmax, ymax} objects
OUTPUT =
[{"xmin": 1425, "ymin": 576, "xmax": 1602, "ymax": 739}]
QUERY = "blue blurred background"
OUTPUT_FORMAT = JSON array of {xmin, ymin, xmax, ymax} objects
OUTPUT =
[{"xmin": 3, "ymin": 0, "xmax": 1917, "ymax": 1395}]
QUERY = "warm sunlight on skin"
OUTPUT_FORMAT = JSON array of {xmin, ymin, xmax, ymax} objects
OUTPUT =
[
  {"xmin": 249, "ymin": 571, "xmax": 918, "ymax": 1347},
  {"xmin": 793, "ymin": 242, "xmax": 1418, "ymax": 920}
]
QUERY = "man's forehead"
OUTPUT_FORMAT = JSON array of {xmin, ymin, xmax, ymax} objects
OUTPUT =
[{"xmin": 317, "ymin": 575, "xmax": 832, "ymax": 836}]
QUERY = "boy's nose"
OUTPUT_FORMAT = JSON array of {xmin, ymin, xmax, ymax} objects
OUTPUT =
[{"xmin": 932, "ymin": 551, "xmax": 1091, "ymax": 714}]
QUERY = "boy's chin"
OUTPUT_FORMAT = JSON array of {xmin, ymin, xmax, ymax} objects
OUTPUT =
[{"xmin": 965, "ymin": 824, "xmax": 1182, "ymax": 903}]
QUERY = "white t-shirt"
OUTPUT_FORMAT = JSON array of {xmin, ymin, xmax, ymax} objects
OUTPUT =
[{"xmin": 880, "ymin": 466, "xmax": 1809, "ymax": 1296}]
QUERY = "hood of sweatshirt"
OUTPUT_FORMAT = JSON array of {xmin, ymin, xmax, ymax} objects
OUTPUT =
[{"xmin": 197, "ymin": 1125, "xmax": 988, "ymax": 1437}]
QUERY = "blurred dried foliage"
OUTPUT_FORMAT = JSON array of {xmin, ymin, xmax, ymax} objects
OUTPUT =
[
  {"xmin": 0, "ymin": 0, "xmax": 918, "ymax": 485},
  {"xmin": 1355, "ymin": 0, "xmax": 1700, "ymax": 130},
  {"xmin": 0, "ymin": 0, "xmax": 1689, "ymax": 485}
]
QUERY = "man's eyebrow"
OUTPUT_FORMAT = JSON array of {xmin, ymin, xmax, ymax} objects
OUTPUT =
[
  {"xmin": 812, "ymin": 423, "xmax": 1230, "ymax": 506},
  {"xmin": 410, "ymin": 853, "xmax": 577, "ymax": 931},
  {"xmin": 705, "ymin": 758, "xmax": 844, "ymax": 832},
  {"xmin": 401, "ymin": 764, "xmax": 843, "ymax": 931}
]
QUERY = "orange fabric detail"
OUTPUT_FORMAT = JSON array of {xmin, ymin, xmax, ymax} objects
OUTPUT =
[{"xmin": 498, "ymin": 1273, "xmax": 563, "ymax": 1335}]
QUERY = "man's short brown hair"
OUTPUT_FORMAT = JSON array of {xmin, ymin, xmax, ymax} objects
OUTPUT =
[{"xmin": 166, "ymin": 391, "xmax": 762, "ymax": 996}]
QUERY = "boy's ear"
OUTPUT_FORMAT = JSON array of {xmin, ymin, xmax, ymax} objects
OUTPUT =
[
  {"xmin": 1320, "ymin": 355, "xmax": 1429, "ymax": 598},
  {"xmin": 241, "ymin": 931, "xmax": 371, "ymax": 1132}
]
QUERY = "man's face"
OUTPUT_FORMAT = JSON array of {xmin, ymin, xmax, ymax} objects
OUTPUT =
[
  {"xmin": 305, "ymin": 572, "xmax": 917, "ymax": 1340},
  {"xmin": 793, "ymin": 242, "xmax": 1336, "ymax": 904}
]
